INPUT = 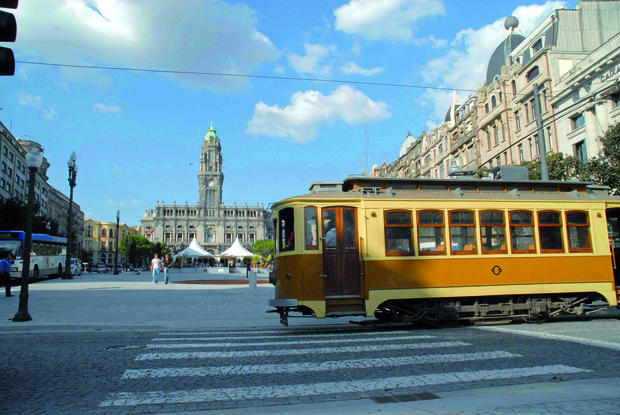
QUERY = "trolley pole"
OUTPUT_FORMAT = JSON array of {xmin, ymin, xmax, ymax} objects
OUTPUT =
[{"xmin": 533, "ymin": 83, "xmax": 550, "ymax": 181}]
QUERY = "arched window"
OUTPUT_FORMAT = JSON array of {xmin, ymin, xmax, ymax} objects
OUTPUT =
[
  {"xmin": 102, "ymin": 229, "xmax": 107, "ymax": 238},
  {"xmin": 109, "ymin": 229, "xmax": 114, "ymax": 238},
  {"xmin": 491, "ymin": 95, "xmax": 497, "ymax": 108}
]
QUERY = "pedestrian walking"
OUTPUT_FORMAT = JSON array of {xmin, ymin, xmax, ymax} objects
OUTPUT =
[
  {"xmin": 163, "ymin": 253, "xmax": 171, "ymax": 284},
  {"xmin": 246, "ymin": 261, "xmax": 251, "ymax": 279},
  {"xmin": 151, "ymin": 253, "xmax": 161, "ymax": 284},
  {"xmin": 0, "ymin": 253, "xmax": 13, "ymax": 297}
]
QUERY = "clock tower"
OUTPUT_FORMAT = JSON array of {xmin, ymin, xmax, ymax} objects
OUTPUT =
[{"xmin": 198, "ymin": 122, "xmax": 224, "ymax": 207}]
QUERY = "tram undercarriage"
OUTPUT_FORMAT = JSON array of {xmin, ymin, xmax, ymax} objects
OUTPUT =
[{"xmin": 373, "ymin": 293, "xmax": 609, "ymax": 325}]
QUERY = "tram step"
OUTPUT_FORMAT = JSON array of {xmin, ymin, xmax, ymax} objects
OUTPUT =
[{"xmin": 326, "ymin": 297, "xmax": 365, "ymax": 314}]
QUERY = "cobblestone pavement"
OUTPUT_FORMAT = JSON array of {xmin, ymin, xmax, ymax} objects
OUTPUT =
[{"xmin": 2, "ymin": 321, "xmax": 620, "ymax": 414}]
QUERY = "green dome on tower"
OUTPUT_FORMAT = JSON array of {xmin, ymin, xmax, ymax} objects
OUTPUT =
[{"xmin": 205, "ymin": 121, "xmax": 219, "ymax": 142}]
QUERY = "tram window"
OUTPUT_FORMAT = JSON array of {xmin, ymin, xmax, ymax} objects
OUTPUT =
[
  {"xmin": 480, "ymin": 210, "xmax": 507, "ymax": 254},
  {"xmin": 343, "ymin": 209, "xmax": 357, "ymax": 248},
  {"xmin": 418, "ymin": 210, "xmax": 445, "ymax": 255},
  {"xmin": 509, "ymin": 211, "xmax": 535, "ymax": 253},
  {"xmin": 384, "ymin": 210, "xmax": 413, "ymax": 256},
  {"xmin": 449, "ymin": 210, "xmax": 476, "ymax": 254},
  {"xmin": 323, "ymin": 209, "xmax": 337, "ymax": 248},
  {"xmin": 538, "ymin": 211, "xmax": 564, "ymax": 252},
  {"xmin": 565, "ymin": 211, "xmax": 592, "ymax": 252},
  {"xmin": 304, "ymin": 206, "xmax": 318, "ymax": 250},
  {"xmin": 279, "ymin": 207, "xmax": 295, "ymax": 252}
]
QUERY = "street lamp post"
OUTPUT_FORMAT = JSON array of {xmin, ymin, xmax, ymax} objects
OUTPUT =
[
  {"xmin": 13, "ymin": 148, "xmax": 43, "ymax": 322},
  {"xmin": 63, "ymin": 152, "xmax": 77, "ymax": 279},
  {"xmin": 113, "ymin": 210, "xmax": 120, "ymax": 275}
]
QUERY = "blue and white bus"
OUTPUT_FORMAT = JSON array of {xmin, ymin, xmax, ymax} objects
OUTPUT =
[{"xmin": 0, "ymin": 231, "xmax": 67, "ymax": 280}]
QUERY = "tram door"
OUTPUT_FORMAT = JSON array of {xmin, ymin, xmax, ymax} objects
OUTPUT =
[
  {"xmin": 322, "ymin": 207, "xmax": 361, "ymax": 298},
  {"xmin": 607, "ymin": 208, "xmax": 620, "ymax": 288}
]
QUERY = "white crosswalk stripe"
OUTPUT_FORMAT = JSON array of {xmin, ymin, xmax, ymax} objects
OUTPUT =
[
  {"xmin": 135, "ymin": 340, "xmax": 470, "ymax": 360},
  {"xmin": 122, "ymin": 351, "xmax": 521, "ymax": 379},
  {"xmin": 100, "ymin": 365, "xmax": 588, "ymax": 407},
  {"xmin": 101, "ymin": 328, "xmax": 590, "ymax": 410},
  {"xmin": 145, "ymin": 334, "xmax": 434, "ymax": 348}
]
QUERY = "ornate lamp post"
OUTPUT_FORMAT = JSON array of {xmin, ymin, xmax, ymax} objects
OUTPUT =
[
  {"xmin": 13, "ymin": 148, "xmax": 43, "ymax": 322},
  {"xmin": 63, "ymin": 152, "xmax": 77, "ymax": 279},
  {"xmin": 113, "ymin": 210, "xmax": 120, "ymax": 275}
]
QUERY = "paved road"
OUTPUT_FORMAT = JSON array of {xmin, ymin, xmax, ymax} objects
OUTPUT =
[{"xmin": 2, "ymin": 321, "xmax": 620, "ymax": 415}]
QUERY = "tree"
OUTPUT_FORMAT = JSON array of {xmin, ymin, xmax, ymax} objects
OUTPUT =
[
  {"xmin": 586, "ymin": 123, "xmax": 620, "ymax": 194},
  {"xmin": 518, "ymin": 152, "xmax": 588, "ymax": 181},
  {"xmin": 0, "ymin": 197, "xmax": 59, "ymax": 235},
  {"xmin": 252, "ymin": 239, "xmax": 274, "ymax": 258},
  {"xmin": 119, "ymin": 234, "xmax": 158, "ymax": 268}
]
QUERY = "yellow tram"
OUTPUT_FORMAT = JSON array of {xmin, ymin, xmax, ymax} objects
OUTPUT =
[{"xmin": 268, "ymin": 172, "xmax": 620, "ymax": 325}]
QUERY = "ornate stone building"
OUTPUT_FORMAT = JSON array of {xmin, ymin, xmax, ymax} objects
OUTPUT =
[{"xmin": 140, "ymin": 123, "xmax": 271, "ymax": 254}]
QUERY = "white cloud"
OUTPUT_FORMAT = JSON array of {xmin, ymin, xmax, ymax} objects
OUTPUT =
[
  {"xmin": 334, "ymin": 0, "xmax": 446, "ymax": 42},
  {"xmin": 107, "ymin": 198, "xmax": 142, "ymax": 207},
  {"xmin": 16, "ymin": 92, "xmax": 42, "ymax": 107},
  {"xmin": 287, "ymin": 43, "xmax": 337, "ymax": 77},
  {"xmin": 341, "ymin": 62, "xmax": 384, "ymax": 76},
  {"xmin": 93, "ymin": 102, "xmax": 123, "ymax": 113},
  {"xmin": 15, "ymin": 0, "xmax": 279, "ymax": 91},
  {"xmin": 42, "ymin": 106, "xmax": 58, "ymax": 120},
  {"xmin": 418, "ymin": 1, "xmax": 565, "ymax": 123},
  {"xmin": 274, "ymin": 65, "xmax": 286, "ymax": 74},
  {"xmin": 247, "ymin": 85, "xmax": 391, "ymax": 143}
]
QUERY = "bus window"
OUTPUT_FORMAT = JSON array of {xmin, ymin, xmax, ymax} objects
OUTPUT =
[
  {"xmin": 510, "ymin": 211, "xmax": 535, "ymax": 253},
  {"xmin": 566, "ymin": 211, "xmax": 592, "ymax": 252},
  {"xmin": 418, "ymin": 210, "xmax": 445, "ymax": 255},
  {"xmin": 384, "ymin": 210, "xmax": 413, "ymax": 256},
  {"xmin": 304, "ymin": 206, "xmax": 318, "ymax": 250},
  {"xmin": 480, "ymin": 210, "xmax": 507, "ymax": 254},
  {"xmin": 279, "ymin": 207, "xmax": 295, "ymax": 252},
  {"xmin": 538, "ymin": 211, "xmax": 564, "ymax": 253},
  {"xmin": 449, "ymin": 210, "xmax": 476, "ymax": 254}
]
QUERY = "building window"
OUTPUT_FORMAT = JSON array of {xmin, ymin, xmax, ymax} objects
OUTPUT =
[
  {"xmin": 526, "ymin": 66, "xmax": 540, "ymax": 83},
  {"xmin": 565, "ymin": 211, "xmax": 592, "ymax": 252},
  {"xmin": 189, "ymin": 232, "xmax": 195, "ymax": 240},
  {"xmin": 538, "ymin": 211, "xmax": 563, "ymax": 253},
  {"xmin": 518, "ymin": 144, "xmax": 524, "ymax": 163},
  {"xmin": 102, "ymin": 229, "xmax": 107, "ymax": 237},
  {"xmin": 511, "ymin": 80, "xmax": 517, "ymax": 96},
  {"xmin": 611, "ymin": 92, "xmax": 620, "ymax": 109},
  {"xmin": 384, "ymin": 210, "xmax": 413, "ymax": 256},
  {"xmin": 237, "ymin": 233, "xmax": 243, "ymax": 242},
  {"xmin": 574, "ymin": 140, "xmax": 587, "ymax": 163},
  {"xmin": 176, "ymin": 233, "xmax": 183, "ymax": 241},
  {"xmin": 249, "ymin": 233, "xmax": 255, "ymax": 244},
  {"xmin": 304, "ymin": 206, "xmax": 318, "ymax": 250},
  {"xmin": 480, "ymin": 210, "xmax": 506, "ymax": 254},
  {"xmin": 531, "ymin": 38, "xmax": 543, "ymax": 53},
  {"xmin": 493, "ymin": 125, "xmax": 499, "ymax": 146},
  {"xmin": 491, "ymin": 95, "xmax": 497, "ymax": 108},
  {"xmin": 570, "ymin": 113, "xmax": 585, "ymax": 130},
  {"xmin": 529, "ymin": 99, "xmax": 535, "ymax": 121},
  {"xmin": 109, "ymin": 229, "xmax": 114, "ymax": 238},
  {"xmin": 225, "ymin": 233, "xmax": 232, "ymax": 243},
  {"xmin": 486, "ymin": 129, "xmax": 491, "ymax": 150},
  {"xmin": 449, "ymin": 210, "xmax": 476, "ymax": 255},
  {"xmin": 164, "ymin": 233, "xmax": 171, "ymax": 242},
  {"xmin": 206, "ymin": 228, "xmax": 214, "ymax": 243},
  {"xmin": 495, "ymin": 155, "xmax": 501, "ymax": 166},
  {"xmin": 485, "ymin": 103, "xmax": 489, "ymax": 114},
  {"xmin": 417, "ymin": 210, "xmax": 445, "ymax": 255},
  {"xmin": 509, "ymin": 211, "xmax": 535, "ymax": 253},
  {"xmin": 514, "ymin": 110, "xmax": 521, "ymax": 130}
]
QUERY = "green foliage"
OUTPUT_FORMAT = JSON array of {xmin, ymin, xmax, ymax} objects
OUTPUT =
[
  {"xmin": 518, "ymin": 152, "xmax": 589, "ymax": 181},
  {"xmin": 586, "ymin": 123, "xmax": 620, "ymax": 194},
  {"xmin": 119, "ymin": 234, "xmax": 168, "ymax": 267},
  {"xmin": 0, "ymin": 197, "xmax": 60, "ymax": 235},
  {"xmin": 475, "ymin": 166, "xmax": 489, "ymax": 178},
  {"xmin": 251, "ymin": 239, "xmax": 274, "ymax": 258}
]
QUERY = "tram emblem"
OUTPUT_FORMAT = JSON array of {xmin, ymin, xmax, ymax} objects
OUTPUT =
[{"xmin": 491, "ymin": 265, "xmax": 502, "ymax": 275}]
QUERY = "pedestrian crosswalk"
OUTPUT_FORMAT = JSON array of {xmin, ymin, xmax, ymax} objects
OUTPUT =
[{"xmin": 99, "ymin": 327, "xmax": 590, "ymax": 411}]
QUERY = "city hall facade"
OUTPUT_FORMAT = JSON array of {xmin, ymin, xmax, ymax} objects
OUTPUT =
[{"xmin": 140, "ymin": 123, "xmax": 271, "ymax": 255}]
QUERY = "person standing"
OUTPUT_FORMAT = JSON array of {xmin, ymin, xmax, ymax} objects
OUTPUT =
[
  {"xmin": 151, "ymin": 253, "xmax": 161, "ymax": 284},
  {"xmin": 163, "ymin": 253, "xmax": 171, "ymax": 285},
  {"xmin": 246, "ymin": 261, "xmax": 251, "ymax": 279},
  {"xmin": 0, "ymin": 254, "xmax": 13, "ymax": 297}
]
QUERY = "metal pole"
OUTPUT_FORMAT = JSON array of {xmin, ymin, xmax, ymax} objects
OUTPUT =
[
  {"xmin": 63, "ymin": 181, "xmax": 75, "ymax": 279},
  {"xmin": 533, "ymin": 83, "xmax": 549, "ymax": 181},
  {"xmin": 113, "ymin": 210, "xmax": 119, "ymax": 274},
  {"xmin": 13, "ymin": 167, "xmax": 37, "ymax": 322}
]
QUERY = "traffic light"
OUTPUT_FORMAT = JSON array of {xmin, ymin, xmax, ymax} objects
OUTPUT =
[{"xmin": 0, "ymin": 0, "xmax": 17, "ymax": 76}]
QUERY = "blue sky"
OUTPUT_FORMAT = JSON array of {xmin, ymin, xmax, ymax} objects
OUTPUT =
[{"xmin": 0, "ymin": 0, "xmax": 576, "ymax": 226}]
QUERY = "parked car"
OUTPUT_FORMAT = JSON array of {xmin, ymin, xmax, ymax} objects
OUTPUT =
[{"xmin": 96, "ymin": 264, "xmax": 109, "ymax": 273}]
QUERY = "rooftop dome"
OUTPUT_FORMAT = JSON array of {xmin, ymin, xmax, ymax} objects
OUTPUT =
[
  {"xmin": 485, "ymin": 33, "xmax": 524, "ymax": 85},
  {"xmin": 444, "ymin": 104, "xmax": 460, "ymax": 122}
]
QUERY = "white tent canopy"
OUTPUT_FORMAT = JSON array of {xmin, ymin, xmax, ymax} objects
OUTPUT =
[
  {"xmin": 174, "ymin": 238, "xmax": 215, "ymax": 259},
  {"xmin": 219, "ymin": 237, "xmax": 254, "ymax": 258}
]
